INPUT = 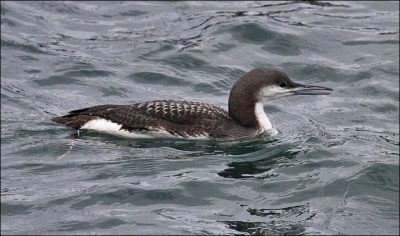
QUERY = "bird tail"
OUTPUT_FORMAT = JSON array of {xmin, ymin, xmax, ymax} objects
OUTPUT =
[{"xmin": 51, "ymin": 115, "xmax": 96, "ymax": 129}]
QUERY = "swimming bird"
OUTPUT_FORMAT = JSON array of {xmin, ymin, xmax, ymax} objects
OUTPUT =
[{"xmin": 52, "ymin": 68, "xmax": 332, "ymax": 140}]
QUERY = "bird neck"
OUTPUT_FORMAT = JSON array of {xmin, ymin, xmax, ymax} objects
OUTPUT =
[
  {"xmin": 228, "ymin": 69, "xmax": 274, "ymax": 130},
  {"xmin": 228, "ymin": 92, "xmax": 272, "ymax": 130},
  {"xmin": 254, "ymin": 102, "xmax": 272, "ymax": 131}
]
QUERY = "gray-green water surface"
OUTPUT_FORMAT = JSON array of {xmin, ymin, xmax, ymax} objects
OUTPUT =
[{"xmin": 1, "ymin": 1, "xmax": 399, "ymax": 235}]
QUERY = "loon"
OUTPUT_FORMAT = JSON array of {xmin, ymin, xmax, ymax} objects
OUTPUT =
[{"xmin": 52, "ymin": 68, "xmax": 332, "ymax": 140}]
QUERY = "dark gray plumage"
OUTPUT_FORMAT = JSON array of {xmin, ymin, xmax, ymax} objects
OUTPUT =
[
  {"xmin": 52, "ymin": 100, "xmax": 258, "ymax": 139},
  {"xmin": 52, "ymin": 68, "xmax": 332, "ymax": 139}
]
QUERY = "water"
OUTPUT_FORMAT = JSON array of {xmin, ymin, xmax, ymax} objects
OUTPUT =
[{"xmin": 1, "ymin": 1, "xmax": 399, "ymax": 234}]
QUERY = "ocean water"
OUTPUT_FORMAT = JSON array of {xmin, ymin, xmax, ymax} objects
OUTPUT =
[{"xmin": 1, "ymin": 1, "xmax": 399, "ymax": 235}]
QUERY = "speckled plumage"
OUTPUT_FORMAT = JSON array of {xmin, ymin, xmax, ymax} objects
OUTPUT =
[
  {"xmin": 52, "ymin": 68, "xmax": 332, "ymax": 140},
  {"xmin": 52, "ymin": 100, "xmax": 259, "ymax": 139}
]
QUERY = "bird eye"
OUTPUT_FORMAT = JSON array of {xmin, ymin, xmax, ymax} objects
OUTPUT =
[{"xmin": 280, "ymin": 81, "xmax": 287, "ymax": 88}]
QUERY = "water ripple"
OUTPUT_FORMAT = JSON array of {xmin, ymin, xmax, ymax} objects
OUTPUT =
[{"xmin": 1, "ymin": 1, "xmax": 399, "ymax": 235}]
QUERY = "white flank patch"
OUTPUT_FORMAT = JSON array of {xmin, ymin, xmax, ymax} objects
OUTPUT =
[
  {"xmin": 80, "ymin": 118, "xmax": 210, "ymax": 139},
  {"xmin": 255, "ymin": 102, "xmax": 273, "ymax": 132},
  {"xmin": 187, "ymin": 133, "xmax": 210, "ymax": 140}
]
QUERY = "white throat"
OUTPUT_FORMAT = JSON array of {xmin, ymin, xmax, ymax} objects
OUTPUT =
[{"xmin": 255, "ymin": 102, "xmax": 273, "ymax": 131}]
